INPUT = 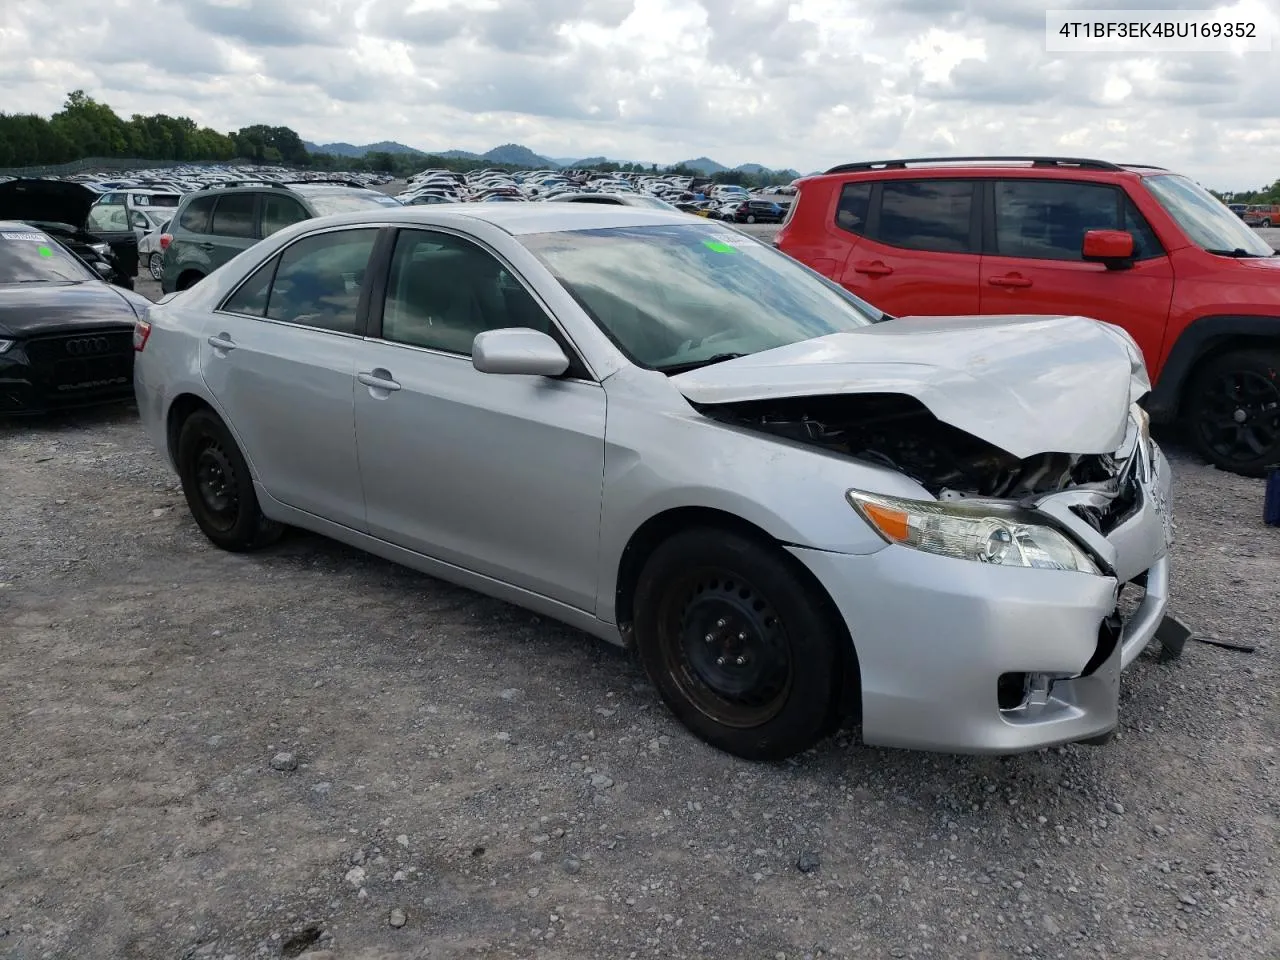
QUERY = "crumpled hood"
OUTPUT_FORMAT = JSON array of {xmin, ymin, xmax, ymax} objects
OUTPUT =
[{"xmin": 671, "ymin": 314, "xmax": 1150, "ymax": 458}]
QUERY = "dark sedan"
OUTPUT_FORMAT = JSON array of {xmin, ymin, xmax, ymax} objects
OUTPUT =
[{"xmin": 0, "ymin": 221, "xmax": 149, "ymax": 415}]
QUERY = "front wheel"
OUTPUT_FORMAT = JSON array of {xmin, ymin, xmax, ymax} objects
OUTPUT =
[
  {"xmin": 1263, "ymin": 219, "xmax": 1273, "ymax": 228},
  {"xmin": 177, "ymin": 409, "xmax": 283, "ymax": 551},
  {"xmin": 746, "ymin": 214, "xmax": 757, "ymax": 223},
  {"xmin": 1185, "ymin": 349, "xmax": 1280, "ymax": 476},
  {"xmin": 633, "ymin": 528, "xmax": 846, "ymax": 761},
  {"xmin": 149, "ymin": 252, "xmax": 164, "ymax": 281}
]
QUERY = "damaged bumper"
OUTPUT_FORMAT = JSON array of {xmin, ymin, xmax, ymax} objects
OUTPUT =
[{"xmin": 789, "ymin": 439, "xmax": 1174, "ymax": 754}]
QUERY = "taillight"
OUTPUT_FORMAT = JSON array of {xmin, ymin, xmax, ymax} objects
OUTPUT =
[
  {"xmin": 159, "ymin": 233, "xmax": 171, "ymax": 250},
  {"xmin": 133, "ymin": 319, "xmax": 152, "ymax": 352}
]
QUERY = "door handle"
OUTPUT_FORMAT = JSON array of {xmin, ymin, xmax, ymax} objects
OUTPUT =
[
  {"xmin": 358, "ymin": 370, "xmax": 402, "ymax": 392},
  {"xmin": 988, "ymin": 274, "xmax": 1033, "ymax": 288},
  {"xmin": 853, "ymin": 260, "xmax": 893, "ymax": 276},
  {"xmin": 207, "ymin": 333, "xmax": 236, "ymax": 351}
]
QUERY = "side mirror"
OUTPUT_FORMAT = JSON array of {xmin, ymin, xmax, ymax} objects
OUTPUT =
[
  {"xmin": 472, "ymin": 328, "xmax": 570, "ymax": 377},
  {"xmin": 92, "ymin": 260, "xmax": 113, "ymax": 277},
  {"xmin": 1082, "ymin": 229, "xmax": 1135, "ymax": 270}
]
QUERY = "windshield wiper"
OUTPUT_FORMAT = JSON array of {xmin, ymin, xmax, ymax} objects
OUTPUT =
[
  {"xmin": 659, "ymin": 353, "xmax": 748, "ymax": 375},
  {"xmin": 1204, "ymin": 247, "xmax": 1266, "ymax": 258}
]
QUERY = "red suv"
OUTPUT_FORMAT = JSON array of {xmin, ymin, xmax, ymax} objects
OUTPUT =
[{"xmin": 776, "ymin": 156, "xmax": 1280, "ymax": 475}]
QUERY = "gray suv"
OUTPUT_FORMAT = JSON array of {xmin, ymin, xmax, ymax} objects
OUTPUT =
[{"xmin": 160, "ymin": 181, "xmax": 401, "ymax": 293}]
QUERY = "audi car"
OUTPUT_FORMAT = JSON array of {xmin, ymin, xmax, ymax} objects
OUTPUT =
[{"xmin": 1, "ymin": 221, "xmax": 151, "ymax": 415}]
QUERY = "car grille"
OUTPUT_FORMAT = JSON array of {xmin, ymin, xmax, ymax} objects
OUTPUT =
[{"xmin": 25, "ymin": 331, "xmax": 134, "ymax": 395}]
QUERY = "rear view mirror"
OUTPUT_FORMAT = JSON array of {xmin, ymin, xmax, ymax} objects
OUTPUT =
[
  {"xmin": 1082, "ymin": 229, "xmax": 1135, "ymax": 269},
  {"xmin": 472, "ymin": 328, "xmax": 570, "ymax": 377}
]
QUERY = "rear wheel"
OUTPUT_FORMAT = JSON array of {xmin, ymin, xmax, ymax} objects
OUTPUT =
[
  {"xmin": 632, "ymin": 528, "xmax": 845, "ymax": 761},
  {"xmin": 149, "ymin": 253, "xmax": 164, "ymax": 281},
  {"xmin": 177, "ymin": 409, "xmax": 282, "ymax": 551},
  {"xmin": 1185, "ymin": 348, "xmax": 1280, "ymax": 476},
  {"xmin": 1263, "ymin": 219, "xmax": 1273, "ymax": 228}
]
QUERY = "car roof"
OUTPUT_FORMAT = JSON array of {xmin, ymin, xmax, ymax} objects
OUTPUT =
[{"xmin": 288, "ymin": 203, "xmax": 700, "ymax": 236}]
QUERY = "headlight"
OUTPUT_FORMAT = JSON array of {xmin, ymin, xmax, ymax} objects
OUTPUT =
[
  {"xmin": 847, "ymin": 490, "xmax": 1100, "ymax": 575},
  {"xmin": 0, "ymin": 339, "xmax": 13, "ymax": 354}
]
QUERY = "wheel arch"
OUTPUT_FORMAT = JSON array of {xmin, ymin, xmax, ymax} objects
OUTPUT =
[
  {"xmin": 175, "ymin": 269, "xmax": 205, "ymax": 291},
  {"xmin": 165, "ymin": 392, "xmax": 217, "ymax": 470},
  {"xmin": 613, "ymin": 505, "xmax": 862, "ymax": 720},
  {"xmin": 1147, "ymin": 314, "xmax": 1280, "ymax": 421}
]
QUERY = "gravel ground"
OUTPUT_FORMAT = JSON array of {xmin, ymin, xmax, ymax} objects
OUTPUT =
[{"xmin": 2, "ymin": 268, "xmax": 1278, "ymax": 960}]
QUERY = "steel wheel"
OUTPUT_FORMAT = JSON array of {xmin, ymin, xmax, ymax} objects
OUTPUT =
[
  {"xmin": 193, "ymin": 438, "xmax": 240, "ymax": 533},
  {"xmin": 655, "ymin": 567, "xmax": 792, "ymax": 728}
]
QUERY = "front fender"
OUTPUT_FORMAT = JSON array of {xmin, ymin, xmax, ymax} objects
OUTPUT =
[{"xmin": 1148, "ymin": 314, "xmax": 1280, "ymax": 420}]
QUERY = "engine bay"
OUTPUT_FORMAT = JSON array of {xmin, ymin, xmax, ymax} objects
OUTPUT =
[{"xmin": 694, "ymin": 393, "xmax": 1126, "ymax": 499}]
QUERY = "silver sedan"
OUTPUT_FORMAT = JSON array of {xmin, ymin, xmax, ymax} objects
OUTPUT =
[{"xmin": 133, "ymin": 204, "xmax": 1175, "ymax": 761}]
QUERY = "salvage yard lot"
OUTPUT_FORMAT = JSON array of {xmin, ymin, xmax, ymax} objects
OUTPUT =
[{"xmin": 1, "ymin": 398, "xmax": 1277, "ymax": 959}]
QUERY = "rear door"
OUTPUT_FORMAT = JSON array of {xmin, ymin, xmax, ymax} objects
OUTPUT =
[
  {"xmin": 978, "ymin": 178, "xmax": 1175, "ymax": 370},
  {"xmin": 85, "ymin": 193, "xmax": 140, "ymax": 277},
  {"xmin": 199, "ymin": 226, "xmax": 380, "ymax": 530},
  {"xmin": 834, "ymin": 178, "xmax": 982, "ymax": 315}
]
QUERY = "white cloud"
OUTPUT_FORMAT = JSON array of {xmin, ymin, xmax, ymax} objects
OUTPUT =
[{"xmin": 1, "ymin": 0, "xmax": 1277, "ymax": 187}]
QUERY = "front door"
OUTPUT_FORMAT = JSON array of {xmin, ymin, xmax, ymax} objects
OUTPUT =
[
  {"xmin": 199, "ymin": 226, "xmax": 380, "ymax": 530},
  {"xmin": 353, "ymin": 227, "xmax": 607, "ymax": 612},
  {"xmin": 979, "ymin": 179, "xmax": 1175, "ymax": 371}
]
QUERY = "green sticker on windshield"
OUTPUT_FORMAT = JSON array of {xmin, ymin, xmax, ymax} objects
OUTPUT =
[
  {"xmin": 37, "ymin": 245, "xmax": 53, "ymax": 257},
  {"xmin": 702, "ymin": 239, "xmax": 738, "ymax": 254}
]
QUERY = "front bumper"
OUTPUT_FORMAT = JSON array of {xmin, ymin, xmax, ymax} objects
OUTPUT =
[{"xmin": 790, "ymin": 441, "xmax": 1174, "ymax": 754}]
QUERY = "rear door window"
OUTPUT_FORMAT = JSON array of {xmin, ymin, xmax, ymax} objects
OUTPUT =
[
  {"xmin": 263, "ymin": 228, "xmax": 379, "ymax": 334},
  {"xmin": 876, "ymin": 180, "xmax": 976, "ymax": 253},
  {"xmin": 87, "ymin": 201, "xmax": 130, "ymax": 233},
  {"xmin": 211, "ymin": 193, "xmax": 258, "ymax": 239}
]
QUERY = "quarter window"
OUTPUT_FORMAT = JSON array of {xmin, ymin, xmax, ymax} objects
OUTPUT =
[
  {"xmin": 380, "ymin": 230, "xmax": 554, "ymax": 356},
  {"xmin": 993, "ymin": 180, "xmax": 1162, "ymax": 261},
  {"xmin": 211, "ymin": 193, "xmax": 257, "ymax": 239},
  {"xmin": 878, "ymin": 180, "xmax": 975, "ymax": 253},
  {"xmin": 178, "ymin": 196, "xmax": 216, "ymax": 233},
  {"xmin": 263, "ymin": 228, "xmax": 378, "ymax": 334},
  {"xmin": 261, "ymin": 194, "xmax": 310, "ymax": 236}
]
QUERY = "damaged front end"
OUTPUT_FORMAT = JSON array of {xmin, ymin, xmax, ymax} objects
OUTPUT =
[{"xmin": 693, "ymin": 391, "xmax": 1144, "ymax": 516}]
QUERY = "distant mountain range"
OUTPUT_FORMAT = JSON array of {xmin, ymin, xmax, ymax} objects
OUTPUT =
[{"xmin": 302, "ymin": 139, "xmax": 799, "ymax": 178}]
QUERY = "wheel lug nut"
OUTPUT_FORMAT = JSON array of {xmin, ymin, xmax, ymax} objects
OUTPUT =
[
  {"xmin": 715, "ymin": 656, "xmax": 726, "ymax": 666},
  {"xmin": 735, "ymin": 655, "xmax": 747, "ymax": 666},
  {"xmin": 715, "ymin": 618, "xmax": 727, "ymax": 628},
  {"xmin": 738, "ymin": 631, "xmax": 747, "ymax": 641},
  {"xmin": 704, "ymin": 632, "xmax": 714, "ymax": 643}
]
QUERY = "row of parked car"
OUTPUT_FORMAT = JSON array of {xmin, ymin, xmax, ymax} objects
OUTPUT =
[{"xmin": 2, "ymin": 152, "xmax": 1270, "ymax": 765}]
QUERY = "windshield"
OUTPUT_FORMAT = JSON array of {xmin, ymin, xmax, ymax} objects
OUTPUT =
[
  {"xmin": 521, "ymin": 223, "xmax": 883, "ymax": 371},
  {"xmin": 1144, "ymin": 174, "xmax": 1274, "ymax": 257},
  {"xmin": 300, "ymin": 190, "xmax": 402, "ymax": 216},
  {"xmin": 0, "ymin": 228, "xmax": 95, "ymax": 283}
]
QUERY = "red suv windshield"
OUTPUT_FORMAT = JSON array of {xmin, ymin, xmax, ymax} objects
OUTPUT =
[{"xmin": 1143, "ymin": 174, "xmax": 1273, "ymax": 257}]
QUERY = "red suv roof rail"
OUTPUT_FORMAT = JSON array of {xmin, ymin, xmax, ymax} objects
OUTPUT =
[{"xmin": 822, "ymin": 156, "xmax": 1131, "ymax": 175}]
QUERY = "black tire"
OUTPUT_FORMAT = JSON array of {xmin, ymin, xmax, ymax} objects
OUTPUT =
[
  {"xmin": 1263, "ymin": 219, "xmax": 1273, "ymax": 228},
  {"xmin": 149, "ymin": 252, "xmax": 164, "ymax": 281},
  {"xmin": 1185, "ymin": 348, "xmax": 1280, "ymax": 477},
  {"xmin": 176, "ymin": 409, "xmax": 283, "ymax": 551},
  {"xmin": 632, "ymin": 527, "xmax": 846, "ymax": 761}
]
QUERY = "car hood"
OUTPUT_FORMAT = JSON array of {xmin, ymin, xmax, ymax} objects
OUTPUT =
[
  {"xmin": 0, "ymin": 178, "xmax": 96, "ymax": 229},
  {"xmin": 0, "ymin": 282, "xmax": 140, "ymax": 337},
  {"xmin": 670, "ymin": 314, "xmax": 1150, "ymax": 459}
]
